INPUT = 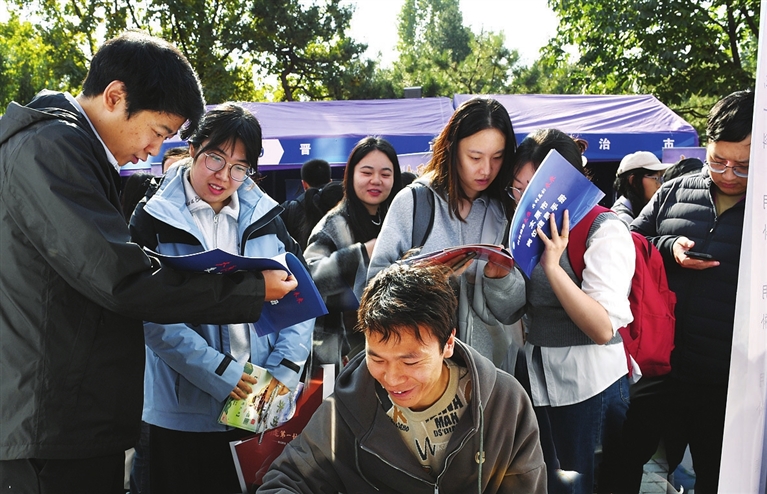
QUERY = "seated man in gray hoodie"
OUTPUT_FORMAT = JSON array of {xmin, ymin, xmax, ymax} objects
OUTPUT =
[{"xmin": 258, "ymin": 263, "xmax": 546, "ymax": 494}]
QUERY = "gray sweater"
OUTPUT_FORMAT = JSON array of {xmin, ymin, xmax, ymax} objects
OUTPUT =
[{"xmin": 368, "ymin": 177, "xmax": 525, "ymax": 365}]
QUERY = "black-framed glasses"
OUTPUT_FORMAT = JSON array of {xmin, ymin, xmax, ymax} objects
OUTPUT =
[
  {"xmin": 705, "ymin": 159, "xmax": 749, "ymax": 178},
  {"xmin": 202, "ymin": 152, "xmax": 254, "ymax": 182},
  {"xmin": 643, "ymin": 175, "xmax": 665, "ymax": 185}
]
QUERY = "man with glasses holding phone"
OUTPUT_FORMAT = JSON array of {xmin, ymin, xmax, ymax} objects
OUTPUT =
[{"xmin": 627, "ymin": 90, "xmax": 753, "ymax": 493}]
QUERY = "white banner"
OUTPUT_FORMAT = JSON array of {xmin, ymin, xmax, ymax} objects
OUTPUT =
[{"xmin": 720, "ymin": 2, "xmax": 767, "ymax": 492}]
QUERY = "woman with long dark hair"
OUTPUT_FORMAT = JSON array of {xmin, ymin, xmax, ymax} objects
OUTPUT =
[
  {"xmin": 304, "ymin": 136, "xmax": 403, "ymax": 368},
  {"xmin": 368, "ymin": 97, "xmax": 520, "ymax": 366}
]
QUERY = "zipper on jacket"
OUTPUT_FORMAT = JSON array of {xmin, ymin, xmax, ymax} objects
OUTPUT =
[
  {"xmin": 212, "ymin": 214, "xmax": 220, "ymax": 248},
  {"xmin": 240, "ymin": 204, "xmax": 284, "ymax": 255}
]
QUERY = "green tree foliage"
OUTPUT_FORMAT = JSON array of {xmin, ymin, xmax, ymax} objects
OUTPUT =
[
  {"xmin": 1, "ymin": 0, "xmax": 384, "ymax": 104},
  {"xmin": 0, "ymin": 13, "xmax": 87, "ymax": 109},
  {"xmin": 243, "ymin": 0, "xmax": 392, "ymax": 101},
  {"xmin": 392, "ymin": 0, "xmax": 520, "ymax": 96},
  {"xmin": 547, "ymin": 0, "xmax": 760, "ymax": 104}
]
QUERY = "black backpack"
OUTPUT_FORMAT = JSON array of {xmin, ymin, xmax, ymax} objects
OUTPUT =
[
  {"xmin": 410, "ymin": 183, "xmax": 435, "ymax": 248},
  {"xmin": 410, "ymin": 182, "xmax": 510, "ymax": 248}
]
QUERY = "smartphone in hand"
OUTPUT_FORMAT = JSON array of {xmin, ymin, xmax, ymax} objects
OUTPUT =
[{"xmin": 684, "ymin": 250, "xmax": 715, "ymax": 261}]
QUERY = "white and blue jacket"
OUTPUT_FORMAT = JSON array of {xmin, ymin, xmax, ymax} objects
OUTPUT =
[{"xmin": 129, "ymin": 163, "xmax": 313, "ymax": 432}]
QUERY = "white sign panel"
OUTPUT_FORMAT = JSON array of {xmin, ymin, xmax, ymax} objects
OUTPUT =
[
  {"xmin": 720, "ymin": 2, "xmax": 767, "ymax": 491},
  {"xmin": 259, "ymin": 139, "xmax": 285, "ymax": 165}
]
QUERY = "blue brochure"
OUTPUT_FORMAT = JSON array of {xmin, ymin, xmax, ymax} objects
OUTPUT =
[
  {"xmin": 147, "ymin": 249, "xmax": 327, "ymax": 337},
  {"xmin": 509, "ymin": 149, "xmax": 605, "ymax": 278}
]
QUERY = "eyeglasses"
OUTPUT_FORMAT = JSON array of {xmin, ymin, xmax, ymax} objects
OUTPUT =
[
  {"xmin": 202, "ymin": 152, "xmax": 254, "ymax": 182},
  {"xmin": 705, "ymin": 159, "xmax": 749, "ymax": 178},
  {"xmin": 505, "ymin": 185, "xmax": 523, "ymax": 203},
  {"xmin": 643, "ymin": 175, "xmax": 664, "ymax": 185}
]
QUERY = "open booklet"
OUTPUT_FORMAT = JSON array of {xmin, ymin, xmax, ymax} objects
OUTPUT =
[
  {"xmin": 508, "ymin": 149, "xmax": 605, "ymax": 277},
  {"xmin": 146, "ymin": 249, "xmax": 327, "ymax": 337},
  {"xmin": 399, "ymin": 244, "xmax": 514, "ymax": 271},
  {"xmin": 218, "ymin": 362, "xmax": 303, "ymax": 434}
]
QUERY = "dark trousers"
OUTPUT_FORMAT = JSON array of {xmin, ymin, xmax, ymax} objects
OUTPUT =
[
  {"xmin": 611, "ymin": 376, "xmax": 727, "ymax": 494},
  {"xmin": 541, "ymin": 376, "xmax": 630, "ymax": 494},
  {"xmin": 667, "ymin": 380, "xmax": 728, "ymax": 494},
  {"xmin": 610, "ymin": 375, "xmax": 678, "ymax": 493},
  {"xmin": 149, "ymin": 424, "xmax": 251, "ymax": 494},
  {"xmin": 129, "ymin": 421, "xmax": 151, "ymax": 494},
  {"xmin": 514, "ymin": 348, "xmax": 630, "ymax": 494},
  {"xmin": 0, "ymin": 452, "xmax": 125, "ymax": 494}
]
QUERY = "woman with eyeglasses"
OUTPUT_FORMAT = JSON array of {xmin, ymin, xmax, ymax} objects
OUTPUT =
[
  {"xmin": 129, "ymin": 103, "xmax": 312, "ymax": 494},
  {"xmin": 368, "ymin": 98, "xmax": 521, "ymax": 367},
  {"xmin": 497, "ymin": 129, "xmax": 635, "ymax": 494},
  {"xmin": 611, "ymin": 151, "xmax": 673, "ymax": 224}
]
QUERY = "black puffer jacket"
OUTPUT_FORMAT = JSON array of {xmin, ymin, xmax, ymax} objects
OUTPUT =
[
  {"xmin": 631, "ymin": 172, "xmax": 744, "ymax": 384},
  {"xmin": 0, "ymin": 91, "xmax": 267, "ymax": 460}
]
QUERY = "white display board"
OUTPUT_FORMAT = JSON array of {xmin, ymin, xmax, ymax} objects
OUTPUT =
[{"xmin": 719, "ymin": 2, "xmax": 767, "ymax": 491}]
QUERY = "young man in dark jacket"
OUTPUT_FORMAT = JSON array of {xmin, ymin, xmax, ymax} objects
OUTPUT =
[
  {"xmin": 258, "ymin": 263, "xmax": 546, "ymax": 493},
  {"xmin": 280, "ymin": 158, "xmax": 335, "ymax": 249},
  {"xmin": 628, "ymin": 89, "xmax": 753, "ymax": 493},
  {"xmin": 0, "ymin": 32, "xmax": 297, "ymax": 493}
]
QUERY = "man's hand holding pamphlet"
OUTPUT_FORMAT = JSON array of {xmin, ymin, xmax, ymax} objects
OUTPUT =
[{"xmin": 145, "ymin": 249, "xmax": 328, "ymax": 336}]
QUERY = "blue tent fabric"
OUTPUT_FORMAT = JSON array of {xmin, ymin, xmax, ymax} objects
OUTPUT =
[
  {"xmin": 453, "ymin": 94, "xmax": 699, "ymax": 162},
  {"xmin": 152, "ymin": 97, "xmax": 454, "ymax": 169},
  {"xmin": 134, "ymin": 93, "xmax": 698, "ymax": 175}
]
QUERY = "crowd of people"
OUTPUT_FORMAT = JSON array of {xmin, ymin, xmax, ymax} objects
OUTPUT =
[{"xmin": 0, "ymin": 30, "xmax": 754, "ymax": 494}]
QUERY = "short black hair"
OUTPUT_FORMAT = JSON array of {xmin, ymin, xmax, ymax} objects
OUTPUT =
[
  {"xmin": 357, "ymin": 263, "xmax": 456, "ymax": 349},
  {"xmin": 662, "ymin": 157, "xmax": 703, "ymax": 182},
  {"xmin": 401, "ymin": 171, "xmax": 417, "ymax": 187},
  {"xmin": 81, "ymin": 31, "xmax": 205, "ymax": 139},
  {"xmin": 186, "ymin": 103, "xmax": 263, "ymax": 179},
  {"xmin": 707, "ymin": 90, "xmax": 754, "ymax": 143},
  {"xmin": 301, "ymin": 159, "xmax": 332, "ymax": 188},
  {"xmin": 162, "ymin": 147, "xmax": 189, "ymax": 166}
]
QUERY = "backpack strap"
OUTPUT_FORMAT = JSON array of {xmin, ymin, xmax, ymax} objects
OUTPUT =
[
  {"xmin": 567, "ymin": 205, "xmax": 612, "ymax": 281},
  {"xmin": 410, "ymin": 183, "xmax": 435, "ymax": 248}
]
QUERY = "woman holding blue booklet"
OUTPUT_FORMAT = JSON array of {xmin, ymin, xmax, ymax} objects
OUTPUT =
[
  {"xmin": 129, "ymin": 103, "xmax": 312, "ymax": 494},
  {"xmin": 488, "ymin": 129, "xmax": 634, "ymax": 494}
]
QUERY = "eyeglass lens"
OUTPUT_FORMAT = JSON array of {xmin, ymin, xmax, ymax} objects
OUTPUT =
[
  {"xmin": 706, "ymin": 160, "xmax": 748, "ymax": 177},
  {"xmin": 203, "ymin": 153, "xmax": 250, "ymax": 181}
]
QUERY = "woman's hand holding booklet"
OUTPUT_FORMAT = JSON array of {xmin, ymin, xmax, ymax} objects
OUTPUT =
[{"xmin": 398, "ymin": 244, "xmax": 515, "ymax": 277}]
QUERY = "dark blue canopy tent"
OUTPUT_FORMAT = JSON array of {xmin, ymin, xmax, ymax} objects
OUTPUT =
[
  {"xmin": 453, "ymin": 94, "xmax": 699, "ymax": 204},
  {"xmin": 146, "ymin": 97, "xmax": 454, "ymax": 171},
  {"xmin": 453, "ymin": 94, "xmax": 699, "ymax": 162},
  {"xmin": 122, "ymin": 94, "xmax": 697, "ymax": 202}
]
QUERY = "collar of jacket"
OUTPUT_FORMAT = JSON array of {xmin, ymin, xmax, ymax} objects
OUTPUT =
[
  {"xmin": 336, "ymin": 340, "xmax": 493, "ymax": 487},
  {"xmin": 144, "ymin": 162, "xmax": 282, "ymax": 246}
]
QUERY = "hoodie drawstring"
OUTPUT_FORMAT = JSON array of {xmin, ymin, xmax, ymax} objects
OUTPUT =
[{"xmin": 476, "ymin": 403, "xmax": 485, "ymax": 493}]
